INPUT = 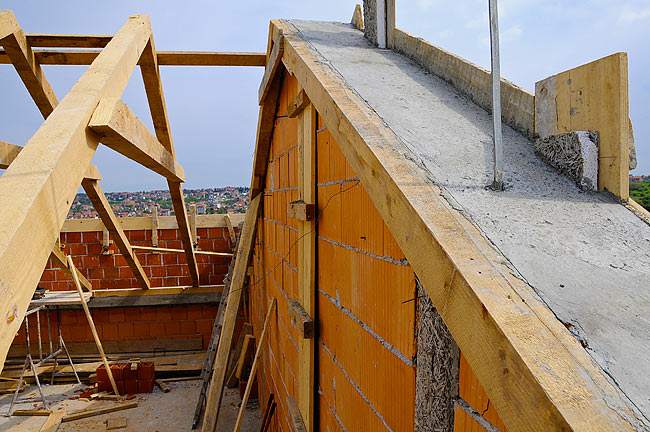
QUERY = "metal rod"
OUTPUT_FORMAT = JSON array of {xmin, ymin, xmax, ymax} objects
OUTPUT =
[
  {"xmin": 36, "ymin": 310, "xmax": 42, "ymax": 362},
  {"xmin": 6, "ymin": 358, "xmax": 28, "ymax": 416},
  {"xmin": 489, "ymin": 0, "xmax": 504, "ymax": 190},
  {"xmin": 46, "ymin": 309, "xmax": 53, "ymax": 356}
]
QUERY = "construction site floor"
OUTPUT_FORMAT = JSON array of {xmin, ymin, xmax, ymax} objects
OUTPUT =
[{"xmin": 0, "ymin": 381, "xmax": 262, "ymax": 431}]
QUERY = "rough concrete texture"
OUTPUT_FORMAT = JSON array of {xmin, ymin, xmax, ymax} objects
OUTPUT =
[
  {"xmin": 535, "ymin": 131, "xmax": 599, "ymax": 191},
  {"xmin": 362, "ymin": 0, "xmax": 377, "ymax": 45},
  {"xmin": 415, "ymin": 281, "xmax": 459, "ymax": 432},
  {"xmin": 289, "ymin": 20, "xmax": 650, "ymax": 425}
]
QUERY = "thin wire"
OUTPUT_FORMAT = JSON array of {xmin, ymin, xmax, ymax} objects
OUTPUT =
[{"xmin": 224, "ymin": 179, "xmax": 361, "ymax": 300}]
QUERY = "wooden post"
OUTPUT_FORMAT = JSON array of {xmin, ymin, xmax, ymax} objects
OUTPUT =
[
  {"xmin": 190, "ymin": 203, "xmax": 198, "ymax": 248},
  {"xmin": 233, "ymin": 298, "xmax": 276, "ymax": 432},
  {"xmin": 67, "ymin": 256, "xmax": 119, "ymax": 395},
  {"xmin": 151, "ymin": 205, "xmax": 159, "ymax": 247},
  {"xmin": 297, "ymin": 101, "xmax": 317, "ymax": 431}
]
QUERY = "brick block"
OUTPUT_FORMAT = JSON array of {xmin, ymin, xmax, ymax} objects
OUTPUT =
[
  {"xmin": 88, "ymin": 267, "xmax": 103, "ymax": 280},
  {"xmin": 213, "ymin": 239, "xmax": 229, "ymax": 252},
  {"xmin": 102, "ymin": 323, "xmax": 118, "ymax": 339},
  {"xmin": 160, "ymin": 230, "xmax": 177, "ymax": 240},
  {"xmin": 166, "ymin": 240, "xmax": 182, "ymax": 250},
  {"xmin": 164, "ymin": 321, "xmax": 181, "ymax": 335},
  {"xmin": 116, "ymin": 278, "xmax": 133, "ymax": 289},
  {"xmin": 66, "ymin": 232, "xmax": 82, "ymax": 244},
  {"xmin": 82, "ymin": 231, "xmax": 100, "ymax": 243},
  {"xmin": 61, "ymin": 311, "xmax": 77, "ymax": 325},
  {"xmin": 178, "ymin": 276, "xmax": 192, "ymax": 287},
  {"xmin": 146, "ymin": 254, "xmax": 162, "ymax": 266},
  {"xmin": 99, "ymin": 255, "xmax": 115, "ymax": 267},
  {"xmin": 150, "ymin": 266, "xmax": 165, "ymax": 278},
  {"xmin": 196, "ymin": 319, "xmax": 213, "ymax": 334},
  {"xmin": 129, "ymin": 230, "xmax": 146, "ymax": 241},
  {"xmin": 114, "ymin": 255, "xmax": 127, "ymax": 267},
  {"xmin": 149, "ymin": 323, "xmax": 165, "ymax": 336},
  {"xmin": 171, "ymin": 306, "xmax": 187, "ymax": 321},
  {"xmin": 187, "ymin": 305, "xmax": 203, "ymax": 320},
  {"xmin": 134, "ymin": 322, "xmax": 149, "ymax": 337},
  {"xmin": 41, "ymin": 270, "xmax": 55, "ymax": 282},
  {"xmin": 162, "ymin": 254, "xmax": 178, "ymax": 265},
  {"xmin": 92, "ymin": 309, "xmax": 109, "ymax": 323},
  {"xmin": 124, "ymin": 307, "xmax": 140, "ymax": 322},
  {"xmin": 87, "ymin": 243, "xmax": 102, "ymax": 255},
  {"xmin": 202, "ymin": 305, "xmax": 218, "ymax": 319},
  {"xmin": 109, "ymin": 309, "xmax": 125, "ymax": 323},
  {"xmin": 69, "ymin": 244, "xmax": 86, "ymax": 256},
  {"xmin": 118, "ymin": 323, "xmax": 134, "ymax": 338},
  {"xmin": 84, "ymin": 255, "xmax": 99, "ymax": 268},
  {"xmin": 180, "ymin": 321, "xmax": 196, "ymax": 335},
  {"xmin": 140, "ymin": 307, "xmax": 156, "ymax": 321},
  {"xmin": 166, "ymin": 265, "xmax": 182, "ymax": 277},
  {"xmin": 156, "ymin": 306, "xmax": 172, "ymax": 321}
]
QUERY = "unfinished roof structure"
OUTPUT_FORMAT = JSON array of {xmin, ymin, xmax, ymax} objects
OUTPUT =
[{"xmin": 1, "ymin": 2, "xmax": 649, "ymax": 431}]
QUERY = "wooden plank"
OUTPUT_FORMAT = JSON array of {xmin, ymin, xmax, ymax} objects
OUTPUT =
[
  {"xmin": 287, "ymin": 89, "xmax": 310, "ymax": 118},
  {"xmin": 92, "ymin": 285, "xmax": 223, "ymax": 298},
  {"xmin": 258, "ymin": 35, "xmax": 284, "ymax": 105},
  {"xmin": 68, "ymin": 256, "xmax": 119, "ymax": 396},
  {"xmin": 39, "ymin": 412, "xmax": 64, "ymax": 432},
  {"xmin": 139, "ymin": 35, "xmax": 199, "ymax": 287},
  {"xmin": 287, "ymin": 299, "xmax": 313, "ymax": 339},
  {"xmin": 0, "ymin": 15, "xmax": 152, "ymax": 371},
  {"xmin": 26, "ymin": 34, "xmax": 112, "ymax": 48},
  {"xmin": 2, "ymin": 44, "xmax": 266, "ymax": 65},
  {"xmin": 13, "ymin": 409, "xmax": 52, "ymax": 416},
  {"xmin": 49, "ymin": 245, "xmax": 93, "ymax": 292},
  {"xmin": 106, "ymin": 417, "xmax": 127, "ymax": 430},
  {"xmin": 130, "ymin": 245, "xmax": 232, "ymax": 257},
  {"xmin": 82, "ymin": 179, "xmax": 150, "ymax": 290},
  {"xmin": 88, "ymin": 98, "xmax": 185, "ymax": 182},
  {"xmin": 276, "ymin": 20, "xmax": 641, "ymax": 431},
  {"xmin": 225, "ymin": 323, "xmax": 253, "ymax": 388},
  {"xmin": 287, "ymin": 396, "xmax": 308, "ymax": 432},
  {"xmin": 351, "ymin": 4, "xmax": 364, "ymax": 31},
  {"xmin": 287, "ymin": 201, "xmax": 315, "ymax": 221},
  {"xmin": 535, "ymin": 53, "xmax": 630, "ymax": 199},
  {"xmin": 30, "ymin": 290, "xmax": 92, "ymax": 306},
  {"xmin": 297, "ymin": 101, "xmax": 316, "ymax": 431},
  {"xmin": 0, "ymin": 11, "xmax": 58, "ymax": 118},
  {"xmin": 201, "ymin": 194, "xmax": 261, "ymax": 432},
  {"xmin": 0, "ymin": 140, "xmax": 22, "ymax": 169},
  {"xmin": 224, "ymin": 214, "xmax": 236, "ymax": 251},
  {"xmin": 62, "ymin": 401, "xmax": 137, "ymax": 422},
  {"xmin": 233, "ymin": 298, "xmax": 276, "ymax": 432},
  {"xmin": 59, "ymin": 213, "xmax": 245, "ymax": 233},
  {"xmin": 155, "ymin": 379, "xmax": 170, "ymax": 393},
  {"xmin": 234, "ymin": 335, "xmax": 254, "ymax": 380}
]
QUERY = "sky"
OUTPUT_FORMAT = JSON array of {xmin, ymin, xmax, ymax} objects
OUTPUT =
[{"xmin": 1, "ymin": 1, "xmax": 648, "ymax": 192}]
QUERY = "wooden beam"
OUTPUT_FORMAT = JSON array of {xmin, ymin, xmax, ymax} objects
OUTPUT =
[
  {"xmin": 60, "ymin": 213, "xmax": 246, "ymax": 233},
  {"xmin": 82, "ymin": 179, "xmax": 150, "ymax": 289},
  {"xmin": 62, "ymin": 401, "xmax": 137, "ymax": 422},
  {"xmin": 351, "ymin": 4, "xmax": 364, "ymax": 31},
  {"xmin": 92, "ymin": 285, "xmax": 224, "ymax": 298},
  {"xmin": 88, "ymin": 98, "xmax": 185, "ymax": 182},
  {"xmin": 0, "ymin": 140, "xmax": 22, "ymax": 169},
  {"xmin": 50, "ymin": 246, "xmax": 93, "ymax": 292},
  {"xmin": 1, "ymin": 47, "xmax": 266, "ymax": 66},
  {"xmin": 0, "ymin": 11, "xmax": 58, "ymax": 118},
  {"xmin": 201, "ymin": 194, "xmax": 261, "ymax": 432},
  {"xmin": 234, "ymin": 297, "xmax": 276, "ymax": 432},
  {"xmin": 287, "ymin": 88, "xmax": 310, "ymax": 118},
  {"xmin": 297, "ymin": 101, "xmax": 316, "ymax": 430},
  {"xmin": 276, "ymin": 20, "xmax": 642, "ymax": 431},
  {"xmin": 224, "ymin": 214, "xmax": 236, "ymax": 251},
  {"xmin": 39, "ymin": 412, "xmax": 64, "ymax": 432},
  {"xmin": 288, "ymin": 299, "xmax": 313, "ymax": 339},
  {"xmin": 287, "ymin": 396, "xmax": 308, "ymax": 432},
  {"xmin": 287, "ymin": 200, "xmax": 315, "ymax": 221},
  {"xmin": 130, "ymin": 245, "xmax": 232, "ymax": 257},
  {"xmin": 258, "ymin": 35, "xmax": 284, "ymax": 105},
  {"xmin": 26, "ymin": 34, "xmax": 112, "ymax": 48},
  {"xmin": 139, "ymin": 33, "xmax": 199, "ymax": 287},
  {"xmin": 0, "ymin": 15, "xmax": 152, "ymax": 371},
  {"xmin": 68, "ymin": 256, "xmax": 120, "ymax": 396}
]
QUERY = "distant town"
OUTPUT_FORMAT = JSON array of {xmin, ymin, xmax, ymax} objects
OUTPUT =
[
  {"xmin": 630, "ymin": 174, "xmax": 650, "ymax": 211},
  {"xmin": 67, "ymin": 187, "xmax": 250, "ymax": 219}
]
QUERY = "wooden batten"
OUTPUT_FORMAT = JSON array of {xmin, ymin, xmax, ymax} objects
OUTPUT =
[
  {"xmin": 287, "ymin": 200, "xmax": 315, "ymax": 221},
  {"xmin": 287, "ymin": 88, "xmax": 310, "ymax": 118},
  {"xmin": 0, "ymin": 140, "xmax": 22, "ymax": 169},
  {"xmin": 50, "ymin": 246, "xmax": 93, "ymax": 292},
  {"xmin": 258, "ymin": 34, "xmax": 285, "ymax": 105},
  {"xmin": 288, "ymin": 299, "xmax": 313, "ymax": 339}
]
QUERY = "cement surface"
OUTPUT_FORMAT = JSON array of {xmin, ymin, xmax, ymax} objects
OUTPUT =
[
  {"xmin": 0, "ymin": 382, "xmax": 262, "ymax": 431},
  {"xmin": 289, "ymin": 20, "xmax": 650, "ymax": 424}
]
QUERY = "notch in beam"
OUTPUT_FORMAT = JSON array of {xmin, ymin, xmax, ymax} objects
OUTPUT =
[{"xmin": 288, "ymin": 299, "xmax": 314, "ymax": 339}]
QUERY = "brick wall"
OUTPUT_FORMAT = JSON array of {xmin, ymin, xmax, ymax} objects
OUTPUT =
[{"xmin": 11, "ymin": 225, "xmax": 236, "ymax": 355}]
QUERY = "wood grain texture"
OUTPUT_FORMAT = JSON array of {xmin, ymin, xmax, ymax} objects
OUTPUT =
[
  {"xmin": 276, "ymin": 20, "xmax": 642, "ymax": 431},
  {"xmin": 0, "ymin": 140, "xmax": 22, "ymax": 169},
  {"xmin": 0, "ymin": 15, "xmax": 152, "ymax": 372},
  {"xmin": 88, "ymin": 98, "xmax": 185, "ymax": 182}
]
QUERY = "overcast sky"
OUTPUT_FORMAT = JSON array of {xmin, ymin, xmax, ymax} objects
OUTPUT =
[{"xmin": 1, "ymin": 0, "xmax": 648, "ymax": 192}]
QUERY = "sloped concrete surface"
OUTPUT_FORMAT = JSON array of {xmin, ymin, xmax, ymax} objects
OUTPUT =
[{"xmin": 289, "ymin": 20, "xmax": 650, "ymax": 425}]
